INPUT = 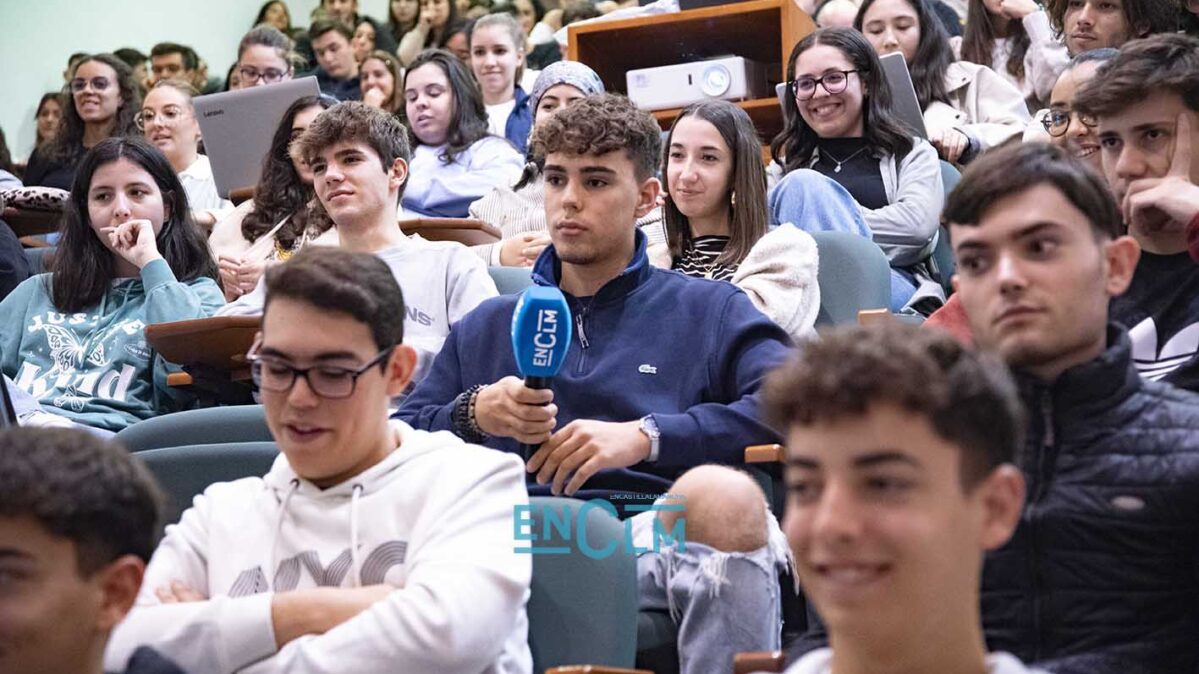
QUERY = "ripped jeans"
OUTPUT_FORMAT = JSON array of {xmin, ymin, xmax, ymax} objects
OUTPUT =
[{"xmin": 629, "ymin": 505, "xmax": 791, "ymax": 674}]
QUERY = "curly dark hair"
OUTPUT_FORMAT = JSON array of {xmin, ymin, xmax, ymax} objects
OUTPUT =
[
  {"xmin": 50, "ymin": 53, "xmax": 142, "ymax": 165},
  {"xmin": 0, "ymin": 428, "xmax": 163, "ymax": 575},
  {"xmin": 0, "ymin": 127, "xmax": 14, "ymax": 175},
  {"xmin": 855, "ymin": 0, "xmax": 953, "ymax": 110},
  {"xmin": 772, "ymin": 28, "xmax": 916, "ymax": 171},
  {"xmin": 298, "ymin": 101, "xmax": 412, "ymax": 205},
  {"xmin": 531, "ymin": 93, "xmax": 662, "ymax": 182},
  {"xmin": 401, "ymin": 49, "xmax": 491, "ymax": 165},
  {"xmin": 1073, "ymin": 33, "xmax": 1199, "ymax": 117},
  {"xmin": 1044, "ymin": 0, "xmax": 1180, "ymax": 44},
  {"xmin": 761, "ymin": 321, "xmax": 1025, "ymax": 489},
  {"xmin": 242, "ymin": 95, "xmax": 337, "ymax": 249}
]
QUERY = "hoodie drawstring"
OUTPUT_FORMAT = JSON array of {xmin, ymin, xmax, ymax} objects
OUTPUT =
[
  {"xmin": 350, "ymin": 483, "xmax": 364, "ymax": 588},
  {"xmin": 268, "ymin": 479, "xmax": 301, "ymax": 590}
]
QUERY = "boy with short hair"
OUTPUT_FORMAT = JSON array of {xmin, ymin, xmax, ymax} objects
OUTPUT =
[
  {"xmin": 1073, "ymin": 33, "xmax": 1199, "ymax": 390},
  {"xmin": 950, "ymin": 141, "xmax": 1199, "ymax": 673},
  {"xmin": 105, "ymin": 249, "xmax": 532, "ymax": 674},
  {"xmin": 0, "ymin": 427, "xmax": 182, "ymax": 674},
  {"xmin": 762, "ymin": 322, "xmax": 1036, "ymax": 674}
]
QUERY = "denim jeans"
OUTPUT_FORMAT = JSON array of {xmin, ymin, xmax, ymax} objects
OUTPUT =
[
  {"xmin": 768, "ymin": 169, "xmax": 917, "ymax": 312},
  {"xmin": 630, "ymin": 504, "xmax": 791, "ymax": 674}
]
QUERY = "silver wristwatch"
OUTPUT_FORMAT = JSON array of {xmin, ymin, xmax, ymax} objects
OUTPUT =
[{"xmin": 639, "ymin": 414, "xmax": 661, "ymax": 462}]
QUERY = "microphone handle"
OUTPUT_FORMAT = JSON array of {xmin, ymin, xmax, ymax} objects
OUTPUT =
[{"xmin": 521, "ymin": 375, "xmax": 551, "ymax": 461}]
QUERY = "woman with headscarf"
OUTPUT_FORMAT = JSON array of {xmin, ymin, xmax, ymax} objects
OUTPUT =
[{"xmin": 466, "ymin": 60, "xmax": 664, "ymax": 266}]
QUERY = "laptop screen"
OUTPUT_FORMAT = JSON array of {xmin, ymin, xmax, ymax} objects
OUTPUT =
[{"xmin": 193, "ymin": 76, "xmax": 322, "ymax": 199}]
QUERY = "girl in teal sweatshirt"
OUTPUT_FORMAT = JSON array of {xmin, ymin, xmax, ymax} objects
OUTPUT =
[{"xmin": 0, "ymin": 137, "xmax": 224, "ymax": 431}]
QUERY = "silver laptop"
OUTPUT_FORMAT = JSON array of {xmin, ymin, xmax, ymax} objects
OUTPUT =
[
  {"xmin": 879, "ymin": 52, "xmax": 928, "ymax": 139},
  {"xmin": 194, "ymin": 77, "xmax": 321, "ymax": 198},
  {"xmin": 775, "ymin": 56, "xmax": 927, "ymax": 140}
]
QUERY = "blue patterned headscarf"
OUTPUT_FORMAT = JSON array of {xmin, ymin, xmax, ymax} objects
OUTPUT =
[{"xmin": 528, "ymin": 61, "xmax": 606, "ymax": 112}]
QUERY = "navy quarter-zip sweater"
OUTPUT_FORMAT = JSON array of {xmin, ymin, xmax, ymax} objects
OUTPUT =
[{"xmin": 395, "ymin": 229, "xmax": 791, "ymax": 499}]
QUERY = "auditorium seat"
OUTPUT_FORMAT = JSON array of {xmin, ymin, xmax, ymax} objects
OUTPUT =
[
  {"xmin": 136, "ymin": 441, "xmax": 278, "ymax": 530},
  {"xmin": 115, "ymin": 405, "xmax": 272, "ymax": 452},
  {"xmin": 527, "ymin": 496, "xmax": 641, "ymax": 672},
  {"xmin": 488, "ymin": 265, "xmax": 535, "ymax": 295},
  {"xmin": 810, "ymin": 231, "xmax": 891, "ymax": 326}
]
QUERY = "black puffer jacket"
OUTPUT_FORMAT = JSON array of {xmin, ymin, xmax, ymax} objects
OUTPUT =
[{"xmin": 982, "ymin": 327, "xmax": 1199, "ymax": 674}]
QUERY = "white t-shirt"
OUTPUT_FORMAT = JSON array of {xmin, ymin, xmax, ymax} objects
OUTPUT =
[
  {"xmin": 179, "ymin": 155, "xmax": 234, "ymax": 216},
  {"xmin": 485, "ymin": 99, "xmax": 518, "ymax": 138},
  {"xmin": 778, "ymin": 649, "xmax": 1047, "ymax": 674}
]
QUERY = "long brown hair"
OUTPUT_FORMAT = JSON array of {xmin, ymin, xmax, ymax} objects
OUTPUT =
[
  {"xmin": 663, "ymin": 100, "xmax": 768, "ymax": 268},
  {"xmin": 961, "ymin": 0, "xmax": 1030, "ymax": 81},
  {"xmin": 52, "ymin": 137, "xmax": 219, "ymax": 312}
]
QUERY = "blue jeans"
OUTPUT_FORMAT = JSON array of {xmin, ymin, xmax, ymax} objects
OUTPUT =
[
  {"xmin": 769, "ymin": 169, "xmax": 918, "ymax": 312},
  {"xmin": 631, "ymin": 507, "xmax": 789, "ymax": 674}
]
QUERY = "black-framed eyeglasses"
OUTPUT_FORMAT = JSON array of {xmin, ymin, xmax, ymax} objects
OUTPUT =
[
  {"xmin": 238, "ymin": 65, "xmax": 288, "ymax": 84},
  {"xmin": 70, "ymin": 77, "xmax": 113, "ymax": 93},
  {"xmin": 791, "ymin": 70, "xmax": 863, "ymax": 101},
  {"xmin": 1043, "ymin": 108, "xmax": 1097, "ymax": 137},
  {"xmin": 248, "ymin": 345, "xmax": 396, "ymax": 399}
]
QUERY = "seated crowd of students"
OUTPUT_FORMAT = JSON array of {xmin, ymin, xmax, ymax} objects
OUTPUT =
[{"xmin": 1, "ymin": 0, "xmax": 1199, "ymax": 673}]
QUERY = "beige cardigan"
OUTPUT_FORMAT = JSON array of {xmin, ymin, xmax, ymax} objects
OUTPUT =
[{"xmin": 924, "ymin": 61, "xmax": 1032, "ymax": 152}]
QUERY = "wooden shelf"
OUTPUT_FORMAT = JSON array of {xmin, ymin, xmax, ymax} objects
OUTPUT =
[{"xmin": 568, "ymin": 0, "xmax": 813, "ymax": 156}]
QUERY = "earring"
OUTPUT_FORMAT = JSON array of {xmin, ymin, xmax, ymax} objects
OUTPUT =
[{"xmin": 730, "ymin": 191, "xmax": 736, "ymax": 208}]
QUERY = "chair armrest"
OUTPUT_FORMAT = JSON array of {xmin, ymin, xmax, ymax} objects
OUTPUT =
[
  {"xmin": 745, "ymin": 444, "xmax": 785, "ymax": 464},
  {"xmin": 229, "ymin": 187, "xmax": 255, "ymax": 205},
  {"xmin": 734, "ymin": 651, "xmax": 785, "ymax": 674},
  {"xmin": 546, "ymin": 662, "xmax": 652, "ymax": 666}
]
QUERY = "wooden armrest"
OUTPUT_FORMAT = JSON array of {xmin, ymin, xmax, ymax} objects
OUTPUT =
[
  {"xmin": 229, "ymin": 186, "xmax": 255, "ymax": 206},
  {"xmin": 546, "ymin": 662, "xmax": 652, "ymax": 666},
  {"xmin": 857, "ymin": 308, "xmax": 891, "ymax": 325},
  {"xmin": 398, "ymin": 217, "xmax": 502, "ymax": 246},
  {"xmin": 166, "ymin": 372, "xmax": 195, "ymax": 388},
  {"xmin": 745, "ymin": 444, "xmax": 785, "ymax": 464},
  {"xmin": 146, "ymin": 316, "xmax": 260, "ymax": 370},
  {"xmin": 734, "ymin": 651, "xmax": 785, "ymax": 674},
  {"xmin": 17, "ymin": 235, "xmax": 51, "ymax": 248},
  {"xmin": 3, "ymin": 207, "xmax": 61, "ymax": 237}
]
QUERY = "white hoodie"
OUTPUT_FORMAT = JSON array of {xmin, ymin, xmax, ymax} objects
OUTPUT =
[
  {"xmin": 105, "ymin": 421, "xmax": 532, "ymax": 674},
  {"xmin": 215, "ymin": 236, "xmax": 499, "ymax": 382}
]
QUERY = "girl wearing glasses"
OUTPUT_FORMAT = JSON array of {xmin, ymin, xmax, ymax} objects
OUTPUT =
[
  {"xmin": 772, "ymin": 27, "xmax": 945, "ymax": 313},
  {"xmin": 139, "ymin": 80, "xmax": 233, "ymax": 228},
  {"xmin": 856, "ymin": 0, "xmax": 1030, "ymax": 164},
  {"xmin": 400, "ymin": 49, "xmax": 523, "ymax": 218},
  {"xmin": 1032, "ymin": 48, "xmax": 1115, "ymax": 174},
  {"xmin": 233, "ymin": 26, "xmax": 296, "ymax": 90},
  {"xmin": 209, "ymin": 95, "xmax": 337, "ymax": 300},
  {"xmin": 0, "ymin": 137, "xmax": 223, "ymax": 432},
  {"xmin": 25, "ymin": 54, "xmax": 141, "ymax": 191}
]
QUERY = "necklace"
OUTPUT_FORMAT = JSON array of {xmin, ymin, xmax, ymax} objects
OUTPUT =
[{"xmin": 822, "ymin": 145, "xmax": 869, "ymax": 173}]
